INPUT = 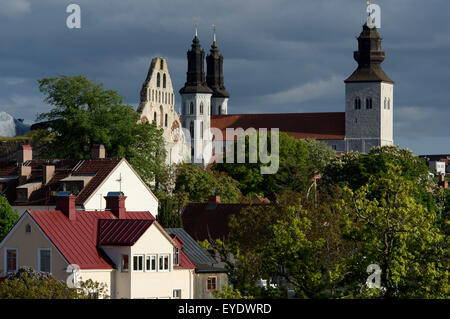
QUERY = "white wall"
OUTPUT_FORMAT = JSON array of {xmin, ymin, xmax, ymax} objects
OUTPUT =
[{"xmin": 83, "ymin": 160, "xmax": 158, "ymax": 216}]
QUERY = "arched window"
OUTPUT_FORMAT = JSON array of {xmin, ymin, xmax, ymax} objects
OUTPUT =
[
  {"xmin": 153, "ymin": 112, "xmax": 157, "ymax": 122},
  {"xmin": 200, "ymin": 102, "xmax": 204, "ymax": 115},
  {"xmin": 200, "ymin": 121, "xmax": 203, "ymax": 138},
  {"xmin": 190, "ymin": 102, "xmax": 194, "ymax": 115},
  {"xmin": 163, "ymin": 74, "xmax": 167, "ymax": 88},
  {"xmin": 354, "ymin": 97, "xmax": 361, "ymax": 110},
  {"xmin": 366, "ymin": 97, "xmax": 372, "ymax": 109},
  {"xmin": 157, "ymin": 73, "xmax": 161, "ymax": 87},
  {"xmin": 160, "ymin": 59, "xmax": 164, "ymax": 70},
  {"xmin": 165, "ymin": 114, "xmax": 168, "ymax": 127},
  {"xmin": 189, "ymin": 121, "xmax": 194, "ymax": 139}
]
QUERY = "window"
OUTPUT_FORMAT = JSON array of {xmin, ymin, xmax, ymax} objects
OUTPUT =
[
  {"xmin": 159, "ymin": 91, "xmax": 161, "ymax": 103},
  {"xmin": 25, "ymin": 224, "xmax": 31, "ymax": 234},
  {"xmin": 121, "ymin": 254, "xmax": 129, "ymax": 272},
  {"xmin": 163, "ymin": 74, "xmax": 167, "ymax": 88},
  {"xmin": 190, "ymin": 102, "xmax": 194, "ymax": 115},
  {"xmin": 354, "ymin": 97, "xmax": 361, "ymax": 110},
  {"xmin": 159, "ymin": 254, "xmax": 170, "ymax": 271},
  {"xmin": 160, "ymin": 59, "xmax": 164, "ymax": 70},
  {"xmin": 332, "ymin": 145, "xmax": 337, "ymax": 151},
  {"xmin": 5, "ymin": 248, "xmax": 17, "ymax": 274},
  {"xmin": 200, "ymin": 121, "xmax": 203, "ymax": 139},
  {"xmin": 173, "ymin": 289, "xmax": 181, "ymax": 299},
  {"xmin": 189, "ymin": 121, "xmax": 194, "ymax": 139},
  {"xmin": 200, "ymin": 102, "xmax": 204, "ymax": 115},
  {"xmin": 157, "ymin": 73, "xmax": 161, "ymax": 87},
  {"xmin": 153, "ymin": 112, "xmax": 157, "ymax": 122},
  {"xmin": 174, "ymin": 247, "xmax": 179, "ymax": 266},
  {"xmin": 207, "ymin": 276, "xmax": 217, "ymax": 291},
  {"xmin": 146, "ymin": 255, "xmax": 157, "ymax": 272},
  {"xmin": 38, "ymin": 248, "xmax": 51, "ymax": 273},
  {"xmin": 133, "ymin": 255, "xmax": 144, "ymax": 271},
  {"xmin": 152, "ymin": 90, "xmax": 154, "ymax": 101},
  {"xmin": 165, "ymin": 114, "xmax": 168, "ymax": 127},
  {"xmin": 366, "ymin": 97, "xmax": 372, "ymax": 109}
]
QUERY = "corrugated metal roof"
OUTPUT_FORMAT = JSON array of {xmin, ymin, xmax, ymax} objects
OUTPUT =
[
  {"xmin": 29, "ymin": 210, "xmax": 154, "ymax": 269},
  {"xmin": 98, "ymin": 219, "xmax": 154, "ymax": 246},
  {"xmin": 166, "ymin": 228, "xmax": 216, "ymax": 265}
]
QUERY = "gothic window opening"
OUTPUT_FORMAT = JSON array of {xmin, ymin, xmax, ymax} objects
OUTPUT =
[
  {"xmin": 354, "ymin": 97, "xmax": 361, "ymax": 110},
  {"xmin": 163, "ymin": 74, "xmax": 167, "ymax": 88},
  {"xmin": 157, "ymin": 73, "xmax": 161, "ymax": 87},
  {"xmin": 200, "ymin": 102, "xmax": 204, "ymax": 115},
  {"xmin": 153, "ymin": 112, "xmax": 157, "ymax": 122},
  {"xmin": 189, "ymin": 121, "xmax": 194, "ymax": 139},
  {"xmin": 190, "ymin": 102, "xmax": 194, "ymax": 115},
  {"xmin": 366, "ymin": 97, "xmax": 373, "ymax": 109},
  {"xmin": 165, "ymin": 114, "xmax": 168, "ymax": 127},
  {"xmin": 160, "ymin": 59, "xmax": 164, "ymax": 70}
]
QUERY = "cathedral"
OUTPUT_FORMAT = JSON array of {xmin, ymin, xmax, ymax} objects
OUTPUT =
[{"xmin": 138, "ymin": 22, "xmax": 394, "ymax": 166}]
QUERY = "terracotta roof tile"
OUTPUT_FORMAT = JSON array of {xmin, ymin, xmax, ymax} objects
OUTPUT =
[{"xmin": 210, "ymin": 112, "xmax": 345, "ymax": 141}]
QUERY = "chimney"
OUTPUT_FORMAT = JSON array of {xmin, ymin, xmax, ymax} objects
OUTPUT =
[
  {"xmin": 56, "ymin": 192, "xmax": 77, "ymax": 221},
  {"xmin": 91, "ymin": 144, "xmax": 105, "ymax": 159},
  {"xmin": 17, "ymin": 145, "xmax": 32, "ymax": 163},
  {"xmin": 208, "ymin": 195, "xmax": 221, "ymax": 203},
  {"xmin": 104, "ymin": 192, "xmax": 127, "ymax": 219},
  {"xmin": 18, "ymin": 164, "xmax": 31, "ymax": 185},
  {"xmin": 43, "ymin": 165, "xmax": 55, "ymax": 185}
]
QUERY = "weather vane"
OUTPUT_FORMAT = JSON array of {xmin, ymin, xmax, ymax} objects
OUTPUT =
[
  {"xmin": 193, "ymin": 18, "xmax": 199, "ymax": 37},
  {"xmin": 212, "ymin": 24, "xmax": 216, "ymax": 42}
]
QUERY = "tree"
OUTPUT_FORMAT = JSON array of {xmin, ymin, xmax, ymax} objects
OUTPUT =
[
  {"xmin": 174, "ymin": 164, "xmax": 241, "ymax": 203},
  {"xmin": 0, "ymin": 195, "xmax": 19, "ymax": 242},
  {"xmin": 214, "ymin": 132, "xmax": 313, "ymax": 199},
  {"xmin": 0, "ymin": 267, "xmax": 108, "ymax": 299},
  {"xmin": 303, "ymin": 138, "xmax": 336, "ymax": 173},
  {"xmin": 338, "ymin": 164, "xmax": 449, "ymax": 298},
  {"xmin": 36, "ymin": 75, "xmax": 166, "ymax": 186},
  {"xmin": 156, "ymin": 195, "xmax": 184, "ymax": 228}
]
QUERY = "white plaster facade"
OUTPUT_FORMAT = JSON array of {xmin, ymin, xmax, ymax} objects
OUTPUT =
[
  {"xmin": 181, "ymin": 93, "xmax": 213, "ymax": 166},
  {"xmin": 211, "ymin": 96, "xmax": 228, "ymax": 115},
  {"xmin": 345, "ymin": 81, "xmax": 393, "ymax": 153},
  {"xmin": 137, "ymin": 57, "xmax": 189, "ymax": 165},
  {"xmin": 82, "ymin": 159, "xmax": 158, "ymax": 216}
]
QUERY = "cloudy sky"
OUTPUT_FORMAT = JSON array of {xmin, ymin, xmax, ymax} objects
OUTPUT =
[{"xmin": 0, "ymin": 0, "xmax": 449, "ymax": 155}]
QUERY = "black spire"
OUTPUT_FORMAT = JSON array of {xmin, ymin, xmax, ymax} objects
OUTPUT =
[
  {"xmin": 179, "ymin": 36, "xmax": 213, "ymax": 94},
  {"xmin": 344, "ymin": 23, "xmax": 394, "ymax": 84},
  {"xmin": 206, "ymin": 40, "xmax": 229, "ymax": 98}
]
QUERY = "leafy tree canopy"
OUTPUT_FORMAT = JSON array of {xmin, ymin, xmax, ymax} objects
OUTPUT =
[{"xmin": 0, "ymin": 195, "xmax": 19, "ymax": 242}]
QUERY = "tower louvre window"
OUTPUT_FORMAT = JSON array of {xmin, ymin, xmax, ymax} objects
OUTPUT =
[
  {"xmin": 165, "ymin": 114, "xmax": 168, "ymax": 127},
  {"xmin": 163, "ymin": 74, "xmax": 167, "ymax": 89},
  {"xmin": 157, "ymin": 73, "xmax": 161, "ymax": 87},
  {"xmin": 160, "ymin": 59, "xmax": 164, "ymax": 70},
  {"xmin": 153, "ymin": 112, "xmax": 157, "ymax": 122},
  {"xmin": 200, "ymin": 102, "xmax": 204, "ymax": 115},
  {"xmin": 190, "ymin": 102, "xmax": 194, "ymax": 115},
  {"xmin": 366, "ymin": 97, "xmax": 372, "ymax": 109},
  {"xmin": 354, "ymin": 97, "xmax": 361, "ymax": 110},
  {"xmin": 189, "ymin": 121, "xmax": 194, "ymax": 139}
]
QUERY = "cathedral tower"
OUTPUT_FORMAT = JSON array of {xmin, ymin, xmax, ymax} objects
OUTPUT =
[
  {"xmin": 344, "ymin": 23, "xmax": 394, "ymax": 153},
  {"xmin": 206, "ymin": 32, "xmax": 229, "ymax": 115},
  {"xmin": 180, "ymin": 34, "xmax": 213, "ymax": 166}
]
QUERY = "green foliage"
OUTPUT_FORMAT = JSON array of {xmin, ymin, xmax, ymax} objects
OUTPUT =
[
  {"xmin": 338, "ymin": 164, "xmax": 449, "ymax": 298},
  {"xmin": 175, "ymin": 164, "xmax": 241, "ymax": 203},
  {"xmin": 36, "ymin": 75, "xmax": 166, "ymax": 186},
  {"xmin": 0, "ymin": 195, "xmax": 19, "ymax": 242},
  {"xmin": 303, "ymin": 138, "xmax": 336, "ymax": 173},
  {"xmin": 156, "ymin": 195, "xmax": 183, "ymax": 228},
  {"xmin": 212, "ymin": 285, "xmax": 252, "ymax": 299},
  {"xmin": 0, "ymin": 267, "xmax": 108, "ymax": 299},
  {"xmin": 215, "ymin": 132, "xmax": 312, "ymax": 199}
]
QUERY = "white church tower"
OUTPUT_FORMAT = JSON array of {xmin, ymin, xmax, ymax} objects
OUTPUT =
[
  {"xmin": 344, "ymin": 23, "xmax": 394, "ymax": 153},
  {"xmin": 179, "ymin": 33, "xmax": 213, "ymax": 166}
]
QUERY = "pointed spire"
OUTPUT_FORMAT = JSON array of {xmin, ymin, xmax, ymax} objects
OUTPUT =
[{"xmin": 206, "ymin": 25, "xmax": 229, "ymax": 98}]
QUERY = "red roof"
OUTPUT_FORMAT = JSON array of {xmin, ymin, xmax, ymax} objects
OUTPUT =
[
  {"xmin": 210, "ymin": 112, "xmax": 345, "ymax": 141},
  {"xmin": 98, "ymin": 219, "xmax": 154, "ymax": 246},
  {"xmin": 28, "ymin": 209, "xmax": 196, "ymax": 270},
  {"xmin": 28, "ymin": 210, "xmax": 154, "ymax": 269}
]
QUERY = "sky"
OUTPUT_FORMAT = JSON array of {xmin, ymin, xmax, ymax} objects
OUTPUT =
[{"xmin": 0, "ymin": 0, "xmax": 449, "ymax": 155}]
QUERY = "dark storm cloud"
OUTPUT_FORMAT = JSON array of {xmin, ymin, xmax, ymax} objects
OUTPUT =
[{"xmin": 0, "ymin": 0, "xmax": 449, "ymax": 154}]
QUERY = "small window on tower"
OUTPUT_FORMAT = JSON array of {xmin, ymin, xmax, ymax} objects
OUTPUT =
[
  {"xmin": 160, "ymin": 59, "xmax": 164, "ymax": 70},
  {"xmin": 366, "ymin": 97, "xmax": 372, "ymax": 109},
  {"xmin": 200, "ymin": 102, "xmax": 204, "ymax": 115},
  {"xmin": 153, "ymin": 112, "xmax": 157, "ymax": 122},
  {"xmin": 354, "ymin": 97, "xmax": 361, "ymax": 110},
  {"xmin": 157, "ymin": 73, "xmax": 161, "ymax": 87},
  {"xmin": 190, "ymin": 102, "xmax": 194, "ymax": 115},
  {"xmin": 165, "ymin": 114, "xmax": 168, "ymax": 127},
  {"xmin": 163, "ymin": 74, "xmax": 167, "ymax": 89},
  {"xmin": 189, "ymin": 121, "xmax": 194, "ymax": 139}
]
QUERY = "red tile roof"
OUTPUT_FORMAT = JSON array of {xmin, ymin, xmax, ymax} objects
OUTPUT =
[
  {"xmin": 0, "ymin": 158, "xmax": 122, "ymax": 206},
  {"xmin": 97, "ymin": 219, "xmax": 154, "ymax": 246},
  {"xmin": 182, "ymin": 203, "xmax": 263, "ymax": 241},
  {"xmin": 210, "ymin": 112, "xmax": 345, "ymax": 141},
  {"xmin": 28, "ymin": 210, "xmax": 154, "ymax": 269}
]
